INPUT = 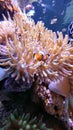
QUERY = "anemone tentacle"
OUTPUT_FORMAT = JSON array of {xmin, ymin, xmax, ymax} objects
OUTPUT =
[{"xmin": 0, "ymin": 10, "xmax": 73, "ymax": 90}]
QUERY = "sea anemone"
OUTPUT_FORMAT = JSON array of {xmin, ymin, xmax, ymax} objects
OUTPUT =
[
  {"xmin": 0, "ymin": 0, "xmax": 19, "ymax": 21},
  {"xmin": 0, "ymin": 111, "xmax": 51, "ymax": 130},
  {"xmin": 0, "ymin": 10, "xmax": 73, "ymax": 90},
  {"xmin": 0, "ymin": 9, "xmax": 73, "ymax": 127}
]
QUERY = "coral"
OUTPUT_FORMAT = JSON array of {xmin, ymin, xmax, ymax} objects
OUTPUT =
[
  {"xmin": 0, "ymin": 111, "xmax": 51, "ymax": 130},
  {"xmin": 33, "ymin": 84, "xmax": 66, "ymax": 118}
]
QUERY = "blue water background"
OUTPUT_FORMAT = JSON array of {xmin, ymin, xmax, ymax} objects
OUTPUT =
[{"xmin": 31, "ymin": 0, "xmax": 73, "ymax": 35}]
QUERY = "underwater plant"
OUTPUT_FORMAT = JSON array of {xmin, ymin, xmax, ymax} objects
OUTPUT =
[{"xmin": 0, "ymin": 111, "xmax": 51, "ymax": 130}]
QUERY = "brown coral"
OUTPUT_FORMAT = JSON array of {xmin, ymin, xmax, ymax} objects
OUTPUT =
[{"xmin": 33, "ymin": 84, "xmax": 66, "ymax": 118}]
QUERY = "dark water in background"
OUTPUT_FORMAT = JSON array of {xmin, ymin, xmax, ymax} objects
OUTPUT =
[
  {"xmin": 0, "ymin": 0, "xmax": 73, "ymax": 35},
  {"xmin": 30, "ymin": 0, "xmax": 73, "ymax": 35}
]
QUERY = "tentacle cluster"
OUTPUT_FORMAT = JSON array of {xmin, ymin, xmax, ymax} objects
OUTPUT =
[
  {"xmin": 0, "ymin": 10, "xmax": 73, "ymax": 90},
  {"xmin": 0, "ymin": 112, "xmax": 50, "ymax": 130}
]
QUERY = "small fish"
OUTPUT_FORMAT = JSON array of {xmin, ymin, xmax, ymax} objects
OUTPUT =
[
  {"xmin": 50, "ymin": 18, "xmax": 57, "ymax": 24},
  {"xmin": 26, "ymin": 10, "xmax": 35, "ymax": 17}
]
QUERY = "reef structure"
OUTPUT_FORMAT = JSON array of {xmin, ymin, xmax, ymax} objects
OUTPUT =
[{"xmin": 0, "ymin": 8, "xmax": 73, "ymax": 127}]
